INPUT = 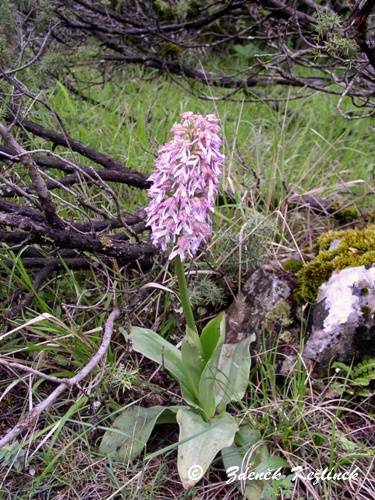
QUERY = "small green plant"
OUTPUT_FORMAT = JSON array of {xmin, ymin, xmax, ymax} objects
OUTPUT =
[
  {"xmin": 154, "ymin": 0, "xmax": 196, "ymax": 19},
  {"xmin": 314, "ymin": 11, "xmax": 342, "ymax": 40},
  {"xmin": 188, "ymin": 275, "xmax": 225, "ymax": 307},
  {"xmin": 233, "ymin": 43, "xmax": 258, "ymax": 60},
  {"xmin": 0, "ymin": 441, "xmax": 26, "ymax": 472},
  {"xmin": 261, "ymin": 474, "xmax": 295, "ymax": 499},
  {"xmin": 107, "ymin": 362, "xmax": 139, "ymax": 394},
  {"xmin": 325, "ymin": 34, "xmax": 358, "ymax": 59},
  {"xmin": 314, "ymin": 11, "xmax": 358, "ymax": 60},
  {"xmin": 212, "ymin": 209, "xmax": 274, "ymax": 277},
  {"xmin": 331, "ymin": 359, "xmax": 375, "ymax": 397}
]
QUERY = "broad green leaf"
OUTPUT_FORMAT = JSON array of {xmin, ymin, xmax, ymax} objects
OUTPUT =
[
  {"xmin": 130, "ymin": 327, "xmax": 199, "ymax": 406},
  {"xmin": 235, "ymin": 426, "xmax": 262, "ymax": 450},
  {"xmin": 199, "ymin": 312, "xmax": 225, "ymax": 362},
  {"xmin": 180, "ymin": 384, "xmax": 202, "ymax": 409},
  {"xmin": 99, "ymin": 405, "xmax": 178, "ymax": 462},
  {"xmin": 221, "ymin": 443, "xmax": 243, "ymax": 470},
  {"xmin": 255, "ymin": 456, "xmax": 289, "ymax": 474},
  {"xmin": 222, "ymin": 425, "xmax": 270, "ymax": 500},
  {"xmin": 216, "ymin": 335, "xmax": 255, "ymax": 411},
  {"xmin": 198, "ymin": 341, "xmax": 223, "ymax": 418},
  {"xmin": 225, "ymin": 425, "xmax": 268, "ymax": 463},
  {"xmin": 130, "ymin": 326, "xmax": 185, "ymax": 383},
  {"xmin": 176, "ymin": 408, "xmax": 238, "ymax": 488},
  {"xmin": 185, "ymin": 325, "xmax": 202, "ymax": 352},
  {"xmin": 244, "ymin": 481, "xmax": 266, "ymax": 500},
  {"xmin": 222, "ymin": 445, "xmax": 266, "ymax": 500},
  {"xmin": 249, "ymin": 455, "xmax": 289, "ymax": 499},
  {"xmin": 181, "ymin": 335, "xmax": 205, "ymax": 400}
]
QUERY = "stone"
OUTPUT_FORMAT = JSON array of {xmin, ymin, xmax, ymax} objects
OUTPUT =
[
  {"xmin": 225, "ymin": 263, "xmax": 295, "ymax": 347},
  {"xmin": 303, "ymin": 264, "xmax": 375, "ymax": 366}
]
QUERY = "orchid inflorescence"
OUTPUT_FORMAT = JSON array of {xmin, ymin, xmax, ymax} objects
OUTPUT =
[{"xmin": 145, "ymin": 112, "xmax": 224, "ymax": 260}]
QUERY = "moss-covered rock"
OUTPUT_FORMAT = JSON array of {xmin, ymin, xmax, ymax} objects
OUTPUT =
[{"xmin": 296, "ymin": 225, "xmax": 375, "ymax": 303}]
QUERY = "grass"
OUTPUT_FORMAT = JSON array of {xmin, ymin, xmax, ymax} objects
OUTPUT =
[{"xmin": 1, "ymin": 65, "xmax": 374, "ymax": 498}]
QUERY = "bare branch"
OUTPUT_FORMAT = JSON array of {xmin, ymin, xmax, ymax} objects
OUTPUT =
[{"xmin": 0, "ymin": 122, "xmax": 64, "ymax": 229}]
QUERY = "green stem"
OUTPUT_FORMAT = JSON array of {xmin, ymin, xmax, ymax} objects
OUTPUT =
[{"xmin": 175, "ymin": 255, "xmax": 197, "ymax": 333}]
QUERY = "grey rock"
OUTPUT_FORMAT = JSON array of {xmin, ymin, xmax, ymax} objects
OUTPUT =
[
  {"xmin": 303, "ymin": 264, "xmax": 375, "ymax": 366},
  {"xmin": 225, "ymin": 263, "xmax": 294, "ymax": 345},
  {"xmin": 328, "ymin": 238, "xmax": 341, "ymax": 251}
]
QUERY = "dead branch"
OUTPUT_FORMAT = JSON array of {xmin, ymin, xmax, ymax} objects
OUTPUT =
[
  {"xmin": 0, "ymin": 212, "xmax": 155, "ymax": 263},
  {"xmin": 0, "ymin": 122, "xmax": 64, "ymax": 229},
  {"xmin": 7, "ymin": 114, "xmax": 150, "ymax": 188}
]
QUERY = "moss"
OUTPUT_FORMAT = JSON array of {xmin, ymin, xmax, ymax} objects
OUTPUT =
[
  {"xmin": 282, "ymin": 258, "xmax": 303, "ymax": 274},
  {"xmin": 262, "ymin": 298, "xmax": 292, "ymax": 333},
  {"xmin": 295, "ymin": 225, "xmax": 375, "ymax": 303},
  {"xmin": 332, "ymin": 204, "xmax": 360, "ymax": 224}
]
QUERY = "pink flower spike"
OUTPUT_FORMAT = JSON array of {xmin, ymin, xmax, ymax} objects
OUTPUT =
[{"xmin": 145, "ymin": 112, "xmax": 224, "ymax": 260}]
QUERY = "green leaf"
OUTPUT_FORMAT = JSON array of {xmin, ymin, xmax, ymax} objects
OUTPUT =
[
  {"xmin": 234, "ymin": 426, "xmax": 262, "ymax": 450},
  {"xmin": 198, "ymin": 341, "xmax": 223, "ymax": 418},
  {"xmin": 180, "ymin": 384, "xmax": 203, "ymax": 409},
  {"xmin": 222, "ymin": 444, "xmax": 266, "ymax": 500},
  {"xmin": 255, "ymin": 456, "xmax": 289, "ymax": 474},
  {"xmin": 185, "ymin": 325, "xmax": 202, "ymax": 352},
  {"xmin": 199, "ymin": 312, "xmax": 225, "ymax": 362},
  {"xmin": 332, "ymin": 362, "xmax": 352, "ymax": 375},
  {"xmin": 130, "ymin": 326, "xmax": 185, "ymax": 383},
  {"xmin": 335, "ymin": 430, "xmax": 358, "ymax": 451},
  {"xmin": 181, "ymin": 335, "xmax": 206, "ymax": 400},
  {"xmin": 221, "ymin": 425, "xmax": 270, "ymax": 500},
  {"xmin": 221, "ymin": 427, "xmax": 266, "ymax": 471},
  {"xmin": 216, "ymin": 334, "xmax": 255, "ymax": 411},
  {"xmin": 197, "ymin": 313, "xmax": 226, "ymax": 418},
  {"xmin": 354, "ymin": 374, "xmax": 375, "ymax": 385},
  {"xmin": 99, "ymin": 405, "xmax": 178, "ymax": 462},
  {"xmin": 221, "ymin": 443, "xmax": 244, "ymax": 470},
  {"xmin": 245, "ymin": 482, "xmax": 266, "ymax": 500},
  {"xmin": 130, "ymin": 326, "xmax": 198, "ymax": 406},
  {"xmin": 176, "ymin": 408, "xmax": 238, "ymax": 488}
]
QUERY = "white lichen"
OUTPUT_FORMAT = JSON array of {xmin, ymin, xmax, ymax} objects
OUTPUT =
[{"xmin": 318, "ymin": 265, "xmax": 375, "ymax": 332}]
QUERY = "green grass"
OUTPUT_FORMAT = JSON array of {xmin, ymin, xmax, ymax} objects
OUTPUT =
[{"xmin": 1, "ymin": 65, "xmax": 374, "ymax": 499}]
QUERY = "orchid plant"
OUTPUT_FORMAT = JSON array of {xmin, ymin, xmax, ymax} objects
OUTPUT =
[{"xmin": 100, "ymin": 113, "xmax": 264, "ymax": 490}]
